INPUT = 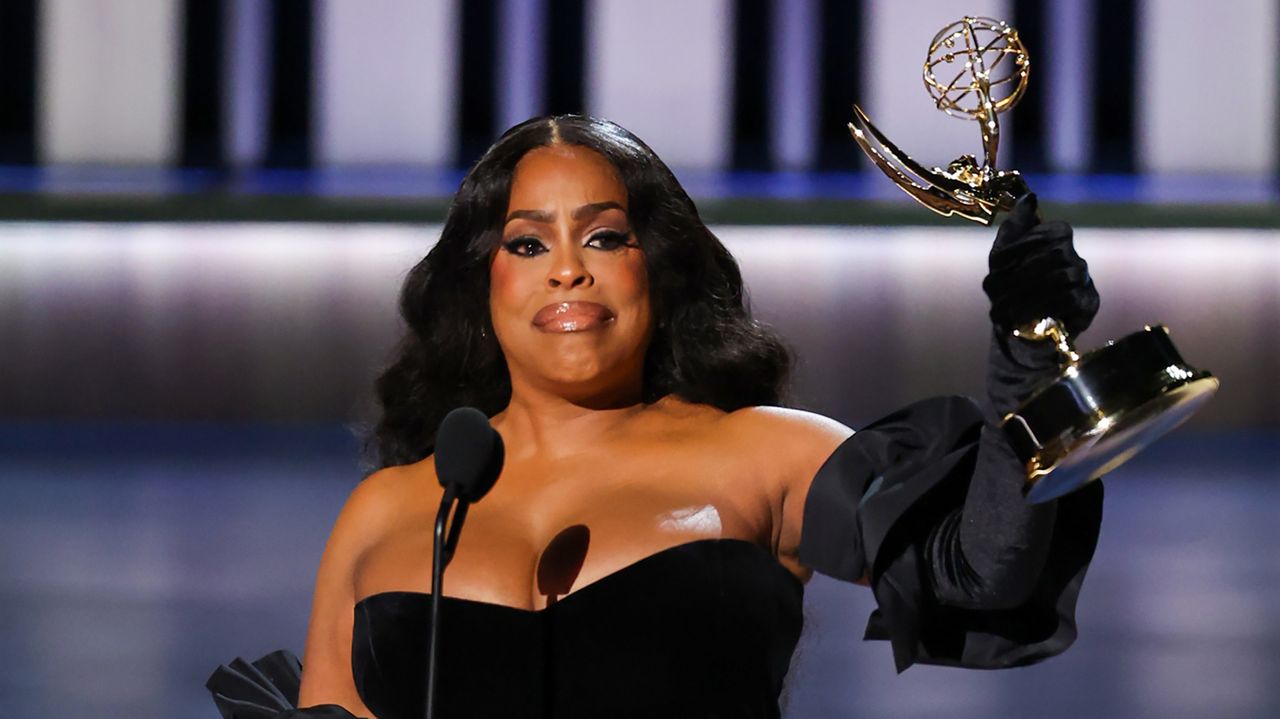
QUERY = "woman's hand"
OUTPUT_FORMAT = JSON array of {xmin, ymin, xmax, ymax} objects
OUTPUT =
[
  {"xmin": 982, "ymin": 193, "xmax": 1099, "ymax": 339},
  {"xmin": 980, "ymin": 193, "xmax": 1100, "ymax": 417}
]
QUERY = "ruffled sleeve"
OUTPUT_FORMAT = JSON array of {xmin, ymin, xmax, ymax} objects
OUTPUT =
[
  {"xmin": 206, "ymin": 649, "xmax": 365, "ymax": 719},
  {"xmin": 798, "ymin": 395, "xmax": 1104, "ymax": 672}
]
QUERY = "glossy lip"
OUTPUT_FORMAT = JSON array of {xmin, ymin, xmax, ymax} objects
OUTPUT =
[{"xmin": 532, "ymin": 301, "xmax": 615, "ymax": 333}]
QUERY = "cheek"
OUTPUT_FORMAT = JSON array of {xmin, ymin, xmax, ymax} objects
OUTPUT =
[
  {"xmin": 488, "ymin": 257, "xmax": 530, "ymax": 318},
  {"xmin": 612, "ymin": 252, "xmax": 650, "ymax": 302},
  {"xmin": 631, "ymin": 257, "xmax": 653, "ymax": 320},
  {"xmin": 608, "ymin": 252, "xmax": 652, "ymax": 327}
]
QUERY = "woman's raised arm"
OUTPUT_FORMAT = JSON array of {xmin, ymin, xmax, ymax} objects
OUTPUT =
[{"xmin": 775, "ymin": 194, "xmax": 1106, "ymax": 672}]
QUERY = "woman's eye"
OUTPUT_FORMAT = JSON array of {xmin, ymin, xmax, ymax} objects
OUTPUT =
[
  {"xmin": 586, "ymin": 231, "xmax": 632, "ymax": 250},
  {"xmin": 502, "ymin": 237, "xmax": 547, "ymax": 257}
]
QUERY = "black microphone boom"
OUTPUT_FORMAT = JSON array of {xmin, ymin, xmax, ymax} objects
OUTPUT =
[{"xmin": 425, "ymin": 407, "xmax": 504, "ymax": 719}]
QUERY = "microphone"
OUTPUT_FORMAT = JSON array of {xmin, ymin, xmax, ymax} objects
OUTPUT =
[
  {"xmin": 435, "ymin": 406, "xmax": 504, "ymax": 505},
  {"xmin": 426, "ymin": 407, "xmax": 503, "ymax": 719}
]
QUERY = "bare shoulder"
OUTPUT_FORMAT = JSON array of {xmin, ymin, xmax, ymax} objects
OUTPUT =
[
  {"xmin": 346, "ymin": 464, "xmax": 406, "ymax": 520},
  {"xmin": 716, "ymin": 406, "xmax": 855, "ymax": 513},
  {"xmin": 641, "ymin": 397, "xmax": 853, "ymax": 479},
  {"xmin": 719, "ymin": 406, "xmax": 857, "ymax": 581},
  {"xmin": 721, "ymin": 405, "xmax": 854, "ymax": 462},
  {"xmin": 332, "ymin": 461, "xmax": 435, "ymax": 553}
]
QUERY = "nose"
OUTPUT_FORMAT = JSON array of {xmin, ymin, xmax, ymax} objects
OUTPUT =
[{"xmin": 546, "ymin": 246, "xmax": 593, "ymax": 290}]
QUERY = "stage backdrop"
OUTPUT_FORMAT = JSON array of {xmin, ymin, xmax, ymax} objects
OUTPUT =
[
  {"xmin": 3, "ymin": 0, "xmax": 1274, "ymax": 174},
  {"xmin": 2, "ymin": 222, "xmax": 1270, "ymax": 432}
]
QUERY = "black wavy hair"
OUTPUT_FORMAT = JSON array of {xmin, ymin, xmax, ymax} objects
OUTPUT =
[{"xmin": 363, "ymin": 115, "xmax": 792, "ymax": 471}]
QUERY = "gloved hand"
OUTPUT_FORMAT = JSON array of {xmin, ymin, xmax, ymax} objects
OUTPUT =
[
  {"xmin": 982, "ymin": 193, "xmax": 1099, "ymax": 338},
  {"xmin": 981, "ymin": 193, "xmax": 1100, "ymax": 418}
]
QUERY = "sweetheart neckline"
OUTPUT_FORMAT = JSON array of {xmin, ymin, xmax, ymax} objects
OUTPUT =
[{"xmin": 354, "ymin": 537, "xmax": 803, "ymax": 615}]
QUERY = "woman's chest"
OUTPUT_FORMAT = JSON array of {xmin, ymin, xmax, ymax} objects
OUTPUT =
[{"xmin": 353, "ymin": 451, "xmax": 777, "ymax": 610}]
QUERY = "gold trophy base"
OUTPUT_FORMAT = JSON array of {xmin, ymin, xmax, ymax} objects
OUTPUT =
[{"xmin": 1002, "ymin": 326, "xmax": 1220, "ymax": 503}]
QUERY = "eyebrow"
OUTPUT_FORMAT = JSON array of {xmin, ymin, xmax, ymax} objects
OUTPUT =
[{"xmin": 504, "ymin": 201, "xmax": 627, "ymax": 225}]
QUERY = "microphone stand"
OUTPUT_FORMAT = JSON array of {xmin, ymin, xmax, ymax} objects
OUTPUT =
[
  {"xmin": 425, "ymin": 485, "xmax": 469, "ymax": 719},
  {"xmin": 423, "ymin": 405, "xmax": 504, "ymax": 719}
]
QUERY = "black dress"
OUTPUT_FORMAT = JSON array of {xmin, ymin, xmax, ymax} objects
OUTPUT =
[{"xmin": 207, "ymin": 396, "xmax": 1104, "ymax": 719}]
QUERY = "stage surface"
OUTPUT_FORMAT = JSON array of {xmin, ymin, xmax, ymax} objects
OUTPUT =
[{"xmin": 2, "ymin": 424, "xmax": 1276, "ymax": 719}]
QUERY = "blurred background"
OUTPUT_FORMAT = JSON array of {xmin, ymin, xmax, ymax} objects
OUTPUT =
[{"xmin": 2, "ymin": 1, "xmax": 1277, "ymax": 717}]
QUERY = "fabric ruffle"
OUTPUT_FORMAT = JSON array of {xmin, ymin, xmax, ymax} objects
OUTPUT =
[
  {"xmin": 799, "ymin": 395, "xmax": 1104, "ymax": 672},
  {"xmin": 206, "ymin": 649, "xmax": 364, "ymax": 719}
]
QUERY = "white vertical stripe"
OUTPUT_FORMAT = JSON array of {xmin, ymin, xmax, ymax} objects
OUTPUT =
[
  {"xmin": 226, "ymin": 0, "xmax": 270, "ymax": 167},
  {"xmin": 315, "ymin": 0, "xmax": 458, "ymax": 166},
  {"xmin": 586, "ymin": 0, "xmax": 733, "ymax": 170},
  {"xmin": 771, "ymin": 0, "xmax": 819, "ymax": 170},
  {"xmin": 1046, "ymin": 0, "xmax": 1093, "ymax": 172},
  {"xmin": 1137, "ymin": 0, "xmax": 1278, "ymax": 174},
  {"xmin": 865, "ymin": 0, "xmax": 1013, "ymax": 172},
  {"xmin": 38, "ymin": 0, "xmax": 181, "ymax": 165},
  {"xmin": 499, "ymin": 0, "xmax": 547, "ymax": 133}
]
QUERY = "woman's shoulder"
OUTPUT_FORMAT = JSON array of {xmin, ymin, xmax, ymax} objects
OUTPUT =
[
  {"xmin": 330, "ymin": 461, "xmax": 442, "ymax": 550},
  {"xmin": 353, "ymin": 461, "xmax": 426, "ymax": 504},
  {"xmin": 651, "ymin": 397, "xmax": 855, "ymax": 483},
  {"xmin": 721, "ymin": 405, "xmax": 855, "ymax": 460},
  {"xmin": 652, "ymin": 395, "xmax": 852, "ymax": 440}
]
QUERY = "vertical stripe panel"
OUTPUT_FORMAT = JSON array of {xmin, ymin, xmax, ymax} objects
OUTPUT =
[
  {"xmin": 0, "ymin": 0, "xmax": 38, "ymax": 165},
  {"xmin": 498, "ymin": 0, "xmax": 547, "ymax": 131},
  {"xmin": 815, "ymin": 0, "xmax": 863, "ymax": 170},
  {"xmin": 225, "ymin": 0, "xmax": 269, "ymax": 167},
  {"xmin": 38, "ymin": 0, "xmax": 182, "ymax": 164},
  {"xmin": 732, "ymin": 0, "xmax": 773, "ymax": 170},
  {"xmin": 1089, "ymin": 0, "xmax": 1135, "ymax": 172},
  {"xmin": 264, "ymin": 1, "xmax": 313, "ymax": 168},
  {"xmin": 771, "ymin": 0, "xmax": 818, "ymax": 170},
  {"xmin": 315, "ymin": 0, "xmax": 457, "ymax": 166},
  {"xmin": 586, "ymin": 0, "xmax": 733, "ymax": 170},
  {"xmin": 544, "ymin": 0, "xmax": 586, "ymax": 115},
  {"xmin": 544, "ymin": 0, "xmax": 585, "ymax": 114},
  {"xmin": 1045, "ymin": 0, "xmax": 1092, "ymax": 172},
  {"xmin": 865, "ymin": 0, "xmax": 1012, "ymax": 173},
  {"xmin": 181, "ymin": 0, "xmax": 227, "ymax": 167},
  {"xmin": 458, "ymin": 0, "xmax": 499, "ymax": 165},
  {"xmin": 1137, "ymin": 0, "xmax": 1278, "ymax": 174},
  {"xmin": 1010, "ymin": 0, "xmax": 1046, "ymax": 172}
]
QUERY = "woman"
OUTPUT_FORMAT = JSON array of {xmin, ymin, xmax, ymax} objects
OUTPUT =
[{"xmin": 208, "ymin": 115, "xmax": 1103, "ymax": 718}]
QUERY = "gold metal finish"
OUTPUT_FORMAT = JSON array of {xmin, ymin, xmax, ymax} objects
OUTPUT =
[
  {"xmin": 1012, "ymin": 317, "xmax": 1082, "ymax": 364},
  {"xmin": 846, "ymin": 19, "xmax": 1220, "ymax": 502},
  {"xmin": 1001, "ymin": 325, "xmax": 1220, "ymax": 504},
  {"xmin": 848, "ymin": 16, "xmax": 1031, "ymax": 225},
  {"xmin": 1021, "ymin": 377, "xmax": 1219, "ymax": 484}
]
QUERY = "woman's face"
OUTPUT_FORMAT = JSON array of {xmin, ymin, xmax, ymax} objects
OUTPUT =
[{"xmin": 490, "ymin": 144, "xmax": 652, "ymax": 403}]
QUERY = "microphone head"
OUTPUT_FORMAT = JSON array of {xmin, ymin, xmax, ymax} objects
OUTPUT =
[{"xmin": 434, "ymin": 407, "xmax": 504, "ymax": 503}]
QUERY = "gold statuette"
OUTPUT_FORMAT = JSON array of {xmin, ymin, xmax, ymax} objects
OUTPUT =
[
  {"xmin": 850, "ymin": 16, "xmax": 1030, "ymax": 225},
  {"xmin": 850, "ymin": 18, "xmax": 1220, "ymax": 503}
]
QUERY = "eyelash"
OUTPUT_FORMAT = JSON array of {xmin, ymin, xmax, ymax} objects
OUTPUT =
[{"xmin": 502, "ymin": 230, "xmax": 633, "ymax": 257}]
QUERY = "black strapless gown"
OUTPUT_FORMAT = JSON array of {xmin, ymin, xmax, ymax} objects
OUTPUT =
[
  {"xmin": 208, "ymin": 397, "xmax": 1104, "ymax": 719},
  {"xmin": 355, "ymin": 539, "xmax": 801, "ymax": 719}
]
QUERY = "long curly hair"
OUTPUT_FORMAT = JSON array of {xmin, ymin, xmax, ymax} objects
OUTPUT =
[{"xmin": 363, "ymin": 115, "xmax": 792, "ymax": 471}]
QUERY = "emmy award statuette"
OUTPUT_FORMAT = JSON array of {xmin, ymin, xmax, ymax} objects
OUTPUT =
[{"xmin": 849, "ymin": 17, "xmax": 1219, "ymax": 503}]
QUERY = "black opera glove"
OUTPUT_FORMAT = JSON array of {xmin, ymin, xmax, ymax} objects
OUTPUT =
[
  {"xmin": 982, "ymin": 193, "xmax": 1099, "ymax": 340},
  {"xmin": 922, "ymin": 194, "xmax": 1102, "ymax": 608},
  {"xmin": 981, "ymin": 193, "xmax": 1101, "ymax": 417}
]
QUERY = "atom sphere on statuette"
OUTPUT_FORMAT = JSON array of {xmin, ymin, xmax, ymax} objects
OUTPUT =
[{"xmin": 923, "ymin": 16, "xmax": 1030, "ymax": 120}]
